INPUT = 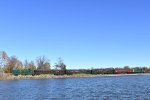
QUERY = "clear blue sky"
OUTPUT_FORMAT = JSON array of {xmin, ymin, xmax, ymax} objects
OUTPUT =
[{"xmin": 0, "ymin": 0, "xmax": 150, "ymax": 69}]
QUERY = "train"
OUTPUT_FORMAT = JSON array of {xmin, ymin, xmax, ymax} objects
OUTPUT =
[
  {"xmin": 12, "ymin": 68, "xmax": 145, "ymax": 76},
  {"xmin": 12, "ymin": 70, "xmax": 33, "ymax": 76},
  {"xmin": 114, "ymin": 68, "xmax": 144, "ymax": 74}
]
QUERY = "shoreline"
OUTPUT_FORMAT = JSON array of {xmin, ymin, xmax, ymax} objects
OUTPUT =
[{"xmin": 0, "ymin": 73, "xmax": 149, "ymax": 81}]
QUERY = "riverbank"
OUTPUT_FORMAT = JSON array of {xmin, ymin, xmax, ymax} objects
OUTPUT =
[
  {"xmin": 0, "ymin": 73, "xmax": 148, "ymax": 80},
  {"xmin": 0, "ymin": 74, "xmax": 101, "ymax": 80}
]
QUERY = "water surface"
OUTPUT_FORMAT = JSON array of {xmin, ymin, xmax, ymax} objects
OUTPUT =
[{"xmin": 0, "ymin": 75, "xmax": 150, "ymax": 100}]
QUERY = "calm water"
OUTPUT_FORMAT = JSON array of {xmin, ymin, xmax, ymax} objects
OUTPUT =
[{"xmin": 0, "ymin": 75, "xmax": 150, "ymax": 100}]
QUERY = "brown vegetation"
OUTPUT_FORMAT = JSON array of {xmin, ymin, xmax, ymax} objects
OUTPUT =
[{"xmin": 0, "ymin": 50, "xmax": 65, "ymax": 74}]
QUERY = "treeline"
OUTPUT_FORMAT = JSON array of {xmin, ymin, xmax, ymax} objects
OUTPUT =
[
  {"xmin": 0, "ymin": 51, "xmax": 66, "ymax": 73},
  {"xmin": 1, "ymin": 50, "xmax": 150, "ymax": 73}
]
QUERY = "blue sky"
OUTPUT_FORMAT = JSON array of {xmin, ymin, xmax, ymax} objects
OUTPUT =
[{"xmin": 0, "ymin": 0, "xmax": 150, "ymax": 69}]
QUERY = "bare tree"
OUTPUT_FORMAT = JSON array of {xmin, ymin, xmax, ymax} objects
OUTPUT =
[
  {"xmin": 4, "ymin": 56, "xmax": 23, "ymax": 73},
  {"xmin": 24, "ymin": 60, "xmax": 36, "ymax": 70},
  {"xmin": 54, "ymin": 58, "xmax": 66, "ymax": 70},
  {"xmin": 0, "ymin": 51, "xmax": 9, "ymax": 68},
  {"xmin": 36, "ymin": 56, "xmax": 50, "ymax": 70},
  {"xmin": 0, "ymin": 51, "xmax": 9, "ymax": 77},
  {"xmin": 24, "ymin": 59, "xmax": 28, "ymax": 69},
  {"xmin": 28, "ymin": 61, "xmax": 36, "ymax": 70},
  {"xmin": 15, "ymin": 60, "xmax": 23, "ymax": 70}
]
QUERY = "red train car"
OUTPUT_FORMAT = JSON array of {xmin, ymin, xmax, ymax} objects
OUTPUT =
[{"xmin": 114, "ymin": 69, "xmax": 133, "ymax": 74}]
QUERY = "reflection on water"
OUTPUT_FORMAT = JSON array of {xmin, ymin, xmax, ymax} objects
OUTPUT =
[{"xmin": 0, "ymin": 75, "xmax": 150, "ymax": 100}]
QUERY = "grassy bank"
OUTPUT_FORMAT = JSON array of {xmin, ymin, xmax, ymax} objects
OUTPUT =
[
  {"xmin": 0, "ymin": 73, "xmax": 100, "ymax": 80},
  {"xmin": 0, "ymin": 73, "xmax": 147, "ymax": 80}
]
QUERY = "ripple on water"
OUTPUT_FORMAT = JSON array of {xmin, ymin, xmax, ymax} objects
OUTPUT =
[{"xmin": 0, "ymin": 75, "xmax": 150, "ymax": 100}]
